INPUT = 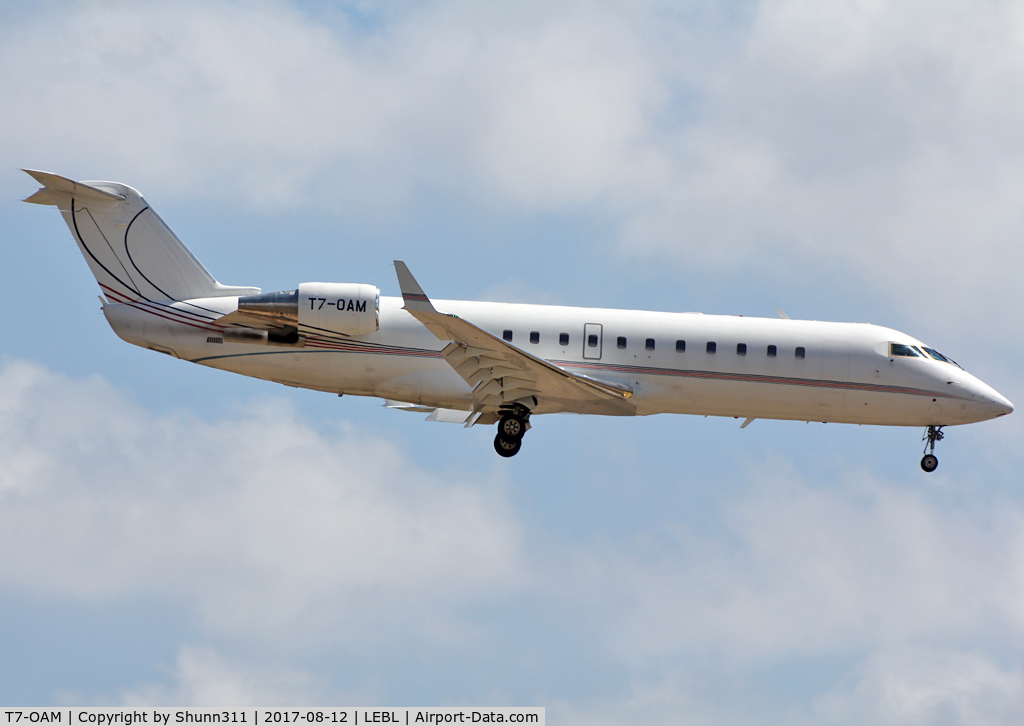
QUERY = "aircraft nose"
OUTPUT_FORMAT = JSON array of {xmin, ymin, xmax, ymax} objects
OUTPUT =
[
  {"xmin": 990, "ymin": 392, "xmax": 1014, "ymax": 416},
  {"xmin": 975, "ymin": 381, "xmax": 1013, "ymax": 417},
  {"xmin": 955, "ymin": 377, "xmax": 1014, "ymax": 420}
]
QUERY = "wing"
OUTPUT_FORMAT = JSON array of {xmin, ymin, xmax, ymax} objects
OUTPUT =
[{"xmin": 394, "ymin": 261, "xmax": 634, "ymax": 420}]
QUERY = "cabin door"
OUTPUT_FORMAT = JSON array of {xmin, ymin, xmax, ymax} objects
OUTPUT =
[{"xmin": 583, "ymin": 323, "xmax": 603, "ymax": 360}]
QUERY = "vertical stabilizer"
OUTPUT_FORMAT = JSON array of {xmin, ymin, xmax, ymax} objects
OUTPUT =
[{"xmin": 23, "ymin": 170, "xmax": 258, "ymax": 303}]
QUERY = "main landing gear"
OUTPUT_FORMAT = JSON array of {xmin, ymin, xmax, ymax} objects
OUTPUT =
[
  {"xmin": 494, "ymin": 404, "xmax": 531, "ymax": 458},
  {"xmin": 921, "ymin": 425, "xmax": 944, "ymax": 472}
]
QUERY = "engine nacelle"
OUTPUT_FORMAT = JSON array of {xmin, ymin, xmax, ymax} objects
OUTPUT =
[
  {"xmin": 236, "ymin": 282, "xmax": 380, "ymax": 338},
  {"xmin": 297, "ymin": 282, "xmax": 379, "ymax": 336}
]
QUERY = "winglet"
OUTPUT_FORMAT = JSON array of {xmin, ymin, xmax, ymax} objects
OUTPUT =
[
  {"xmin": 394, "ymin": 261, "xmax": 437, "ymax": 313},
  {"xmin": 775, "ymin": 308, "xmax": 790, "ymax": 320}
]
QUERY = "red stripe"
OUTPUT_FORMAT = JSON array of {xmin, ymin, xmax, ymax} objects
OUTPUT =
[
  {"xmin": 557, "ymin": 360, "xmax": 958, "ymax": 400},
  {"xmin": 101, "ymin": 287, "xmax": 443, "ymax": 356},
  {"xmin": 96, "ymin": 289, "xmax": 959, "ymax": 400},
  {"xmin": 102, "ymin": 286, "xmax": 221, "ymax": 332},
  {"xmin": 100, "ymin": 284, "xmax": 224, "ymax": 328}
]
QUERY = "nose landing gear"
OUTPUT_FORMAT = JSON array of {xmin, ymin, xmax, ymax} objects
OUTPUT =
[
  {"xmin": 493, "ymin": 404, "xmax": 531, "ymax": 458},
  {"xmin": 921, "ymin": 425, "xmax": 944, "ymax": 472}
]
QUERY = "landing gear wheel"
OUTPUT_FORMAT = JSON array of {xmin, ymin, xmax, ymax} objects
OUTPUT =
[
  {"xmin": 499, "ymin": 415, "xmax": 526, "ymax": 440},
  {"xmin": 494, "ymin": 433, "xmax": 522, "ymax": 458},
  {"xmin": 921, "ymin": 425, "xmax": 945, "ymax": 473},
  {"xmin": 493, "ymin": 403, "xmax": 531, "ymax": 457}
]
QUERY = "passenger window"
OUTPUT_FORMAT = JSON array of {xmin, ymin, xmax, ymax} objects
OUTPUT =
[
  {"xmin": 503, "ymin": 330, "xmax": 513, "ymax": 342},
  {"xmin": 559, "ymin": 333, "xmax": 569, "ymax": 346},
  {"xmin": 767, "ymin": 345, "xmax": 777, "ymax": 358},
  {"xmin": 530, "ymin": 331, "xmax": 540, "ymax": 344},
  {"xmin": 646, "ymin": 338, "xmax": 655, "ymax": 351},
  {"xmin": 737, "ymin": 343, "xmax": 747, "ymax": 356},
  {"xmin": 617, "ymin": 336, "xmax": 627, "ymax": 349},
  {"xmin": 889, "ymin": 343, "xmax": 922, "ymax": 358},
  {"xmin": 707, "ymin": 341, "xmax": 717, "ymax": 354},
  {"xmin": 588, "ymin": 334, "xmax": 599, "ymax": 348},
  {"xmin": 676, "ymin": 340, "xmax": 686, "ymax": 352},
  {"xmin": 795, "ymin": 346, "xmax": 805, "ymax": 359}
]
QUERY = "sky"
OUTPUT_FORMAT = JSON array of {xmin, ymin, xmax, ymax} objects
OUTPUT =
[{"xmin": 2, "ymin": 0, "xmax": 1024, "ymax": 722}]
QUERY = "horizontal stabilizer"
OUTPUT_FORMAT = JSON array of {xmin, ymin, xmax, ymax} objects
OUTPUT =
[
  {"xmin": 22, "ymin": 169, "xmax": 125, "ymax": 205},
  {"xmin": 23, "ymin": 189, "xmax": 57, "ymax": 205}
]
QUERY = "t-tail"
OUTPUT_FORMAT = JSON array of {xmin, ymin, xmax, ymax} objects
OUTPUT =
[{"xmin": 23, "ymin": 170, "xmax": 258, "ymax": 303}]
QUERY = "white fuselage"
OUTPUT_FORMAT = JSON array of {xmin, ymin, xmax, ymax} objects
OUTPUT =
[{"xmin": 103, "ymin": 294, "xmax": 1012, "ymax": 428}]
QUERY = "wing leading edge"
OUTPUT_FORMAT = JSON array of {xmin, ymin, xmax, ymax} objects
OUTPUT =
[{"xmin": 393, "ymin": 261, "xmax": 635, "ymax": 420}]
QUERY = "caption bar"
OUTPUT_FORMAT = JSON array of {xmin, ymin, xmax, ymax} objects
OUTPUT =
[{"xmin": 1, "ymin": 710, "xmax": 543, "ymax": 726}]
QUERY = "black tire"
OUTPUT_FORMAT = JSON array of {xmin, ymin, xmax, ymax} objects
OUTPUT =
[
  {"xmin": 494, "ymin": 433, "xmax": 522, "ymax": 457},
  {"xmin": 921, "ymin": 454, "xmax": 938, "ymax": 472},
  {"xmin": 499, "ymin": 415, "xmax": 525, "ymax": 440}
]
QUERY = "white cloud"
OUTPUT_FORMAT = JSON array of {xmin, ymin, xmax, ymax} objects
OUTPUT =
[
  {"xmin": 1, "ymin": 0, "xmax": 663, "ymax": 214},
  {"xmin": 540, "ymin": 461, "xmax": 1024, "ymax": 668},
  {"xmin": 551, "ymin": 648, "xmax": 1024, "ymax": 726},
  {"xmin": 0, "ymin": 357, "xmax": 525, "ymax": 648},
  {"xmin": 5, "ymin": 4, "xmax": 1024, "ymax": 710},
  {"xmin": 549, "ymin": 672, "xmax": 714, "ymax": 726},
  {"xmin": 618, "ymin": 0, "xmax": 1024, "ymax": 333},
  {"xmin": 3, "ymin": 355, "xmax": 1024, "ymax": 720},
  {"xmin": 540, "ymin": 460, "xmax": 1024, "ymax": 724},
  {"xmin": 115, "ymin": 646, "xmax": 325, "ymax": 707},
  {"xmin": 813, "ymin": 648, "xmax": 1024, "ymax": 726},
  {"xmin": 8, "ymin": 0, "xmax": 1024, "ymax": 337}
]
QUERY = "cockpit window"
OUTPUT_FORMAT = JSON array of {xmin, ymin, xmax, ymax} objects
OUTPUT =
[
  {"xmin": 922, "ymin": 346, "xmax": 963, "ymax": 369},
  {"xmin": 890, "ymin": 343, "xmax": 923, "ymax": 358}
]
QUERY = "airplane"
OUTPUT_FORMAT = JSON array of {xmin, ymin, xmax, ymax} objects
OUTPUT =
[{"xmin": 23, "ymin": 169, "xmax": 1013, "ymax": 470}]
